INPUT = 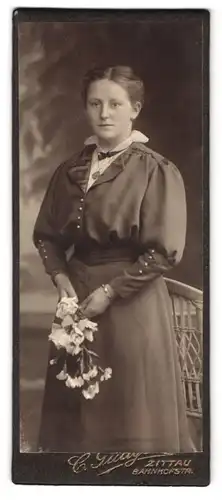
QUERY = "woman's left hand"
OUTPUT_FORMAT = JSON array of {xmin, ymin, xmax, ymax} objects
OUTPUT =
[{"xmin": 79, "ymin": 286, "xmax": 114, "ymax": 318}]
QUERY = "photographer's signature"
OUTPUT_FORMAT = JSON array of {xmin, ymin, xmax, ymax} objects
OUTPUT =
[{"xmin": 67, "ymin": 452, "xmax": 193, "ymax": 476}]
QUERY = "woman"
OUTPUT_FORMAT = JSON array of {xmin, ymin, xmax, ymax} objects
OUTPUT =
[{"xmin": 33, "ymin": 66, "xmax": 192, "ymax": 453}]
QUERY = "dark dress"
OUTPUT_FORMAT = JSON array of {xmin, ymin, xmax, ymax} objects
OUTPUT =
[{"xmin": 33, "ymin": 141, "xmax": 193, "ymax": 453}]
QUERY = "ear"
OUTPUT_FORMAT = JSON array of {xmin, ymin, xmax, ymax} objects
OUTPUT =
[{"xmin": 130, "ymin": 101, "xmax": 142, "ymax": 121}]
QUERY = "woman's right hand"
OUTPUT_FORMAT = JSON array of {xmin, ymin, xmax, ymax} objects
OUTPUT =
[{"xmin": 54, "ymin": 273, "xmax": 78, "ymax": 302}]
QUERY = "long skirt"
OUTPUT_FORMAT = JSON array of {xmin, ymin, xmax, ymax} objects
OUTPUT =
[{"xmin": 37, "ymin": 257, "xmax": 193, "ymax": 453}]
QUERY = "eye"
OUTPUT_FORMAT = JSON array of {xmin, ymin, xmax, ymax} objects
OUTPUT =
[
  {"xmin": 110, "ymin": 102, "xmax": 121, "ymax": 108},
  {"xmin": 89, "ymin": 101, "xmax": 100, "ymax": 108}
]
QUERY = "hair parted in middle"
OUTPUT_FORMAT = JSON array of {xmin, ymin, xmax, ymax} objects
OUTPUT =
[{"xmin": 81, "ymin": 65, "xmax": 145, "ymax": 107}]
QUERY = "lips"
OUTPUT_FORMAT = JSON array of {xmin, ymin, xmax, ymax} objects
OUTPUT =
[{"xmin": 98, "ymin": 124, "xmax": 114, "ymax": 127}]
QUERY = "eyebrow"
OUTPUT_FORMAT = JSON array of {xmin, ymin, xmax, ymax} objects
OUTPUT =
[
  {"xmin": 88, "ymin": 98, "xmax": 102, "ymax": 102},
  {"xmin": 88, "ymin": 98, "xmax": 122, "ymax": 102}
]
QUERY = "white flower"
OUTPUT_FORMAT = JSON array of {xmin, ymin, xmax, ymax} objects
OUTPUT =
[
  {"xmin": 78, "ymin": 318, "xmax": 98, "ymax": 332},
  {"xmin": 62, "ymin": 315, "xmax": 74, "ymax": 328},
  {"xmin": 48, "ymin": 323, "xmax": 70, "ymax": 350},
  {"xmin": 66, "ymin": 344, "xmax": 82, "ymax": 356},
  {"xmin": 70, "ymin": 325, "xmax": 85, "ymax": 346},
  {"xmin": 82, "ymin": 365, "xmax": 98, "ymax": 381},
  {"xmin": 50, "ymin": 322, "xmax": 63, "ymax": 336},
  {"xmin": 84, "ymin": 330, "xmax": 94, "ymax": 342},
  {"xmin": 82, "ymin": 381, "xmax": 100, "ymax": 400},
  {"xmin": 56, "ymin": 369, "xmax": 68, "ymax": 381},
  {"xmin": 49, "ymin": 358, "xmax": 58, "ymax": 365},
  {"xmin": 65, "ymin": 375, "xmax": 84, "ymax": 388},
  {"xmin": 65, "ymin": 375, "xmax": 73, "ymax": 388},
  {"xmin": 104, "ymin": 367, "xmax": 112, "ymax": 379},
  {"xmin": 78, "ymin": 318, "xmax": 98, "ymax": 342},
  {"xmin": 73, "ymin": 376, "xmax": 84, "ymax": 388},
  {"xmin": 56, "ymin": 297, "xmax": 79, "ymax": 319},
  {"xmin": 100, "ymin": 367, "xmax": 112, "ymax": 382},
  {"xmin": 55, "ymin": 361, "xmax": 67, "ymax": 380}
]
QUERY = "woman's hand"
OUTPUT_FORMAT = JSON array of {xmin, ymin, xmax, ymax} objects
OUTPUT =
[
  {"xmin": 54, "ymin": 273, "xmax": 78, "ymax": 302},
  {"xmin": 79, "ymin": 285, "xmax": 115, "ymax": 318}
]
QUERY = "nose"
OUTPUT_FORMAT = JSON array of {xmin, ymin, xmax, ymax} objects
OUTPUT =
[{"xmin": 100, "ymin": 103, "xmax": 109, "ymax": 120}]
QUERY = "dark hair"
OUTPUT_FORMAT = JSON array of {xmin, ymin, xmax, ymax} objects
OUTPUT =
[{"xmin": 82, "ymin": 66, "xmax": 145, "ymax": 107}]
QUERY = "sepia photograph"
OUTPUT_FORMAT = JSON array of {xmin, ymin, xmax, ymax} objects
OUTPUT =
[{"xmin": 13, "ymin": 8, "xmax": 209, "ymax": 485}]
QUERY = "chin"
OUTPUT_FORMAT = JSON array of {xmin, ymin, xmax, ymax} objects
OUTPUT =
[{"xmin": 96, "ymin": 129, "xmax": 118, "ymax": 140}]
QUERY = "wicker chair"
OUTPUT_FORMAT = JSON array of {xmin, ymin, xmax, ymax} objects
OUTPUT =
[{"xmin": 165, "ymin": 278, "xmax": 203, "ymax": 450}]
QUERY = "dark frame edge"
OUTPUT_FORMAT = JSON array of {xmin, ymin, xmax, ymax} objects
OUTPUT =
[
  {"xmin": 11, "ymin": 8, "xmax": 210, "ymax": 486},
  {"xmin": 202, "ymin": 7, "xmax": 210, "ymax": 485},
  {"xmin": 12, "ymin": 6, "xmax": 20, "ymax": 485}
]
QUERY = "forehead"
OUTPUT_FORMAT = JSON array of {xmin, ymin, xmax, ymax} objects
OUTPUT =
[{"xmin": 87, "ymin": 79, "xmax": 130, "ymax": 101}]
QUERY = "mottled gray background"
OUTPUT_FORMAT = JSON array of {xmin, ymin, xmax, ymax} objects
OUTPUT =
[{"xmin": 19, "ymin": 18, "xmax": 203, "ymax": 451}]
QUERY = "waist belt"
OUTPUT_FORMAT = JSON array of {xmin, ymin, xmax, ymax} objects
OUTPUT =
[{"xmin": 73, "ymin": 246, "xmax": 138, "ymax": 266}]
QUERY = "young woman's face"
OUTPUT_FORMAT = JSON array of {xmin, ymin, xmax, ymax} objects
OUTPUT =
[{"xmin": 86, "ymin": 79, "xmax": 141, "ymax": 147}]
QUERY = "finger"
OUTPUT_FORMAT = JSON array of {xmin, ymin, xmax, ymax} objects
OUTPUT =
[
  {"xmin": 58, "ymin": 288, "xmax": 68, "ymax": 300},
  {"xmin": 79, "ymin": 303, "xmax": 88, "ymax": 313},
  {"xmin": 79, "ymin": 295, "xmax": 92, "ymax": 310},
  {"xmin": 66, "ymin": 284, "xmax": 78, "ymax": 300},
  {"xmin": 82, "ymin": 307, "xmax": 94, "ymax": 319}
]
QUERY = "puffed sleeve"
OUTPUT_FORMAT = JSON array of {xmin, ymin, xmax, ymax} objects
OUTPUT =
[
  {"xmin": 109, "ymin": 158, "xmax": 187, "ymax": 298},
  {"xmin": 33, "ymin": 165, "xmax": 69, "ymax": 280}
]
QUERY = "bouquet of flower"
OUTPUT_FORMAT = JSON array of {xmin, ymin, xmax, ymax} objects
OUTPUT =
[{"xmin": 48, "ymin": 297, "xmax": 112, "ymax": 400}]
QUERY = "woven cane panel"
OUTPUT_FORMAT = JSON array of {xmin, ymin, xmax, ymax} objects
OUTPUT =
[{"xmin": 169, "ymin": 294, "xmax": 203, "ymax": 418}]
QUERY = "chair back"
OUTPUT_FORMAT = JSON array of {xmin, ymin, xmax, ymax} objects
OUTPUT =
[{"xmin": 165, "ymin": 278, "xmax": 203, "ymax": 419}]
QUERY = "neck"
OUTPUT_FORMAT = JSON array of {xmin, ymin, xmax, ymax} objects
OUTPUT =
[{"xmin": 97, "ymin": 128, "xmax": 132, "ymax": 151}]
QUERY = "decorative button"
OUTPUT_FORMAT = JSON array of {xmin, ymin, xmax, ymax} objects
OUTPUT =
[
  {"xmin": 44, "ymin": 256, "xmax": 48, "ymax": 260},
  {"xmin": 80, "ymin": 198, "xmax": 84, "ymax": 202},
  {"xmin": 77, "ymin": 225, "xmax": 80, "ymax": 229},
  {"xmin": 148, "ymin": 255, "xmax": 153, "ymax": 260},
  {"xmin": 144, "ymin": 262, "xmax": 148, "ymax": 267},
  {"xmin": 139, "ymin": 270, "xmax": 143, "ymax": 274},
  {"xmin": 79, "ymin": 207, "xmax": 83, "ymax": 211},
  {"xmin": 77, "ymin": 216, "xmax": 81, "ymax": 220},
  {"xmin": 150, "ymin": 249, "xmax": 155, "ymax": 254}
]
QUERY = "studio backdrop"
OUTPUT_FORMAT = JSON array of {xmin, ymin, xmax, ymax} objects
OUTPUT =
[{"xmin": 18, "ymin": 14, "xmax": 204, "ymax": 458}]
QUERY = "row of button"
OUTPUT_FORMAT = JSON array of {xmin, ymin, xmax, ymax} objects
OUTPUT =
[
  {"xmin": 38, "ymin": 239, "xmax": 48, "ymax": 260},
  {"xmin": 138, "ymin": 249, "xmax": 155, "ymax": 274},
  {"xmin": 76, "ymin": 197, "xmax": 84, "ymax": 229}
]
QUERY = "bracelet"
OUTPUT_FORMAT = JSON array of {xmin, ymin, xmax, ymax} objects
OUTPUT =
[{"xmin": 101, "ymin": 283, "xmax": 116, "ymax": 300}]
